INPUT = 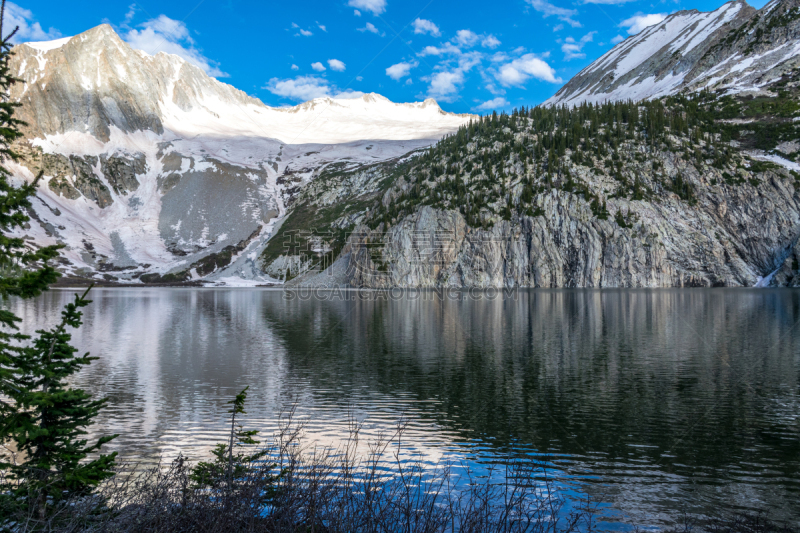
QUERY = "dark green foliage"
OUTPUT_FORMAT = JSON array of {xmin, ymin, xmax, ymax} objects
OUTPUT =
[
  {"xmin": 0, "ymin": 2, "xmax": 116, "ymax": 525},
  {"xmin": 665, "ymin": 174, "xmax": 696, "ymax": 204},
  {"xmin": 140, "ymin": 270, "xmax": 191, "ymax": 284},
  {"xmin": 1, "ymin": 288, "xmax": 118, "ymax": 513},
  {"xmin": 191, "ymin": 387, "xmax": 284, "ymax": 504},
  {"xmin": 362, "ymin": 90, "xmax": 768, "ymax": 229},
  {"xmin": 260, "ymin": 160, "xmax": 391, "ymax": 273},
  {"xmin": 0, "ymin": 13, "xmax": 60, "ymax": 302},
  {"xmin": 615, "ymin": 209, "xmax": 627, "ymax": 228},
  {"xmin": 748, "ymin": 160, "xmax": 780, "ymax": 173},
  {"xmin": 590, "ymin": 196, "xmax": 609, "ymax": 219}
]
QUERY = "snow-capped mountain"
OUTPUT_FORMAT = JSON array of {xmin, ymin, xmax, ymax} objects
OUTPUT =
[
  {"xmin": 546, "ymin": 0, "xmax": 800, "ymax": 106},
  {"xmin": 7, "ymin": 24, "xmax": 472, "ymax": 285}
]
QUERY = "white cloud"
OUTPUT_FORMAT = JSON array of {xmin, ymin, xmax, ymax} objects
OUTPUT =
[
  {"xmin": 290, "ymin": 22, "xmax": 314, "ymax": 36},
  {"xmin": 264, "ymin": 76, "xmax": 331, "ymax": 101},
  {"xmin": 455, "ymin": 29, "xmax": 479, "ymax": 47},
  {"xmin": 413, "ymin": 31, "xmax": 495, "ymax": 102},
  {"xmin": 264, "ymin": 76, "xmax": 363, "ymax": 102},
  {"xmin": 620, "ymin": 13, "xmax": 666, "ymax": 35},
  {"xmin": 291, "ymin": 64, "xmax": 299, "ymax": 70},
  {"xmin": 418, "ymin": 43, "xmax": 461, "ymax": 57},
  {"xmin": 427, "ymin": 70, "xmax": 464, "ymax": 102},
  {"xmin": 553, "ymin": 23, "xmax": 564, "ymax": 32},
  {"xmin": 457, "ymin": 51, "xmax": 482, "ymax": 72},
  {"xmin": 311, "ymin": 61, "xmax": 326, "ymax": 71},
  {"xmin": 412, "ymin": 18, "xmax": 440, "ymax": 37},
  {"xmin": 484, "ymin": 82, "xmax": 504, "ymax": 95},
  {"xmin": 358, "ymin": 22, "xmax": 380, "ymax": 34},
  {"xmin": 123, "ymin": 4, "xmax": 136, "ymax": 25},
  {"xmin": 386, "ymin": 61, "xmax": 417, "ymax": 80},
  {"xmin": 525, "ymin": 0, "xmax": 581, "ymax": 28},
  {"xmin": 561, "ymin": 31, "xmax": 595, "ymax": 60},
  {"xmin": 328, "ymin": 59, "xmax": 346, "ymax": 71},
  {"xmin": 123, "ymin": 15, "xmax": 228, "ymax": 77},
  {"xmin": 4, "ymin": 2, "xmax": 62, "ymax": 43},
  {"xmin": 318, "ymin": 23, "xmax": 327, "ymax": 32},
  {"xmin": 405, "ymin": 78, "xmax": 413, "ymax": 85},
  {"xmin": 347, "ymin": 0, "xmax": 387, "ymax": 15},
  {"xmin": 611, "ymin": 34, "xmax": 625, "ymax": 44},
  {"xmin": 353, "ymin": 9, "xmax": 361, "ymax": 16},
  {"xmin": 481, "ymin": 35, "xmax": 501, "ymax": 48},
  {"xmin": 425, "ymin": 29, "xmax": 498, "ymax": 51},
  {"xmin": 474, "ymin": 97, "xmax": 509, "ymax": 111},
  {"xmin": 490, "ymin": 52, "xmax": 509, "ymax": 63},
  {"xmin": 496, "ymin": 53, "xmax": 561, "ymax": 86},
  {"xmin": 334, "ymin": 89, "xmax": 366, "ymax": 99}
]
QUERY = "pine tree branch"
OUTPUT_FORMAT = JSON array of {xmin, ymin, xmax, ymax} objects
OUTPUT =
[{"xmin": 42, "ymin": 285, "xmax": 92, "ymax": 391}]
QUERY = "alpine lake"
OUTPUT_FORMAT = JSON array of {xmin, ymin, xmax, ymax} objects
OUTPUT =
[{"xmin": 7, "ymin": 287, "xmax": 800, "ymax": 528}]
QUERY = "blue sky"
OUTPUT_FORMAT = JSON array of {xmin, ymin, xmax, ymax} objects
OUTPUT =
[{"xmin": 7, "ymin": 0, "xmax": 768, "ymax": 113}]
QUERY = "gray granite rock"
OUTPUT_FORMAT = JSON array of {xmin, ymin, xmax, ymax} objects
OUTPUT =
[{"xmin": 338, "ymin": 167, "xmax": 800, "ymax": 288}]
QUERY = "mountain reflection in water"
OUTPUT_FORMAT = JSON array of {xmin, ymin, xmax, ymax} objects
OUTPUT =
[{"xmin": 8, "ymin": 288, "xmax": 800, "ymax": 527}]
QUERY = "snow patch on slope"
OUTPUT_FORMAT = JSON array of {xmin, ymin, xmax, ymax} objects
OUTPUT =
[
  {"xmin": 748, "ymin": 152, "xmax": 800, "ymax": 172},
  {"xmin": 545, "ymin": 0, "xmax": 754, "ymax": 107},
  {"xmin": 158, "ymin": 93, "xmax": 469, "ymax": 146},
  {"xmin": 25, "ymin": 36, "xmax": 72, "ymax": 52},
  {"xmin": 23, "ymin": 127, "xmax": 172, "ymax": 275}
]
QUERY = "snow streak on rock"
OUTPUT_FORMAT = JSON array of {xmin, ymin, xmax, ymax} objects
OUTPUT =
[{"xmin": 546, "ymin": 0, "xmax": 800, "ymax": 106}]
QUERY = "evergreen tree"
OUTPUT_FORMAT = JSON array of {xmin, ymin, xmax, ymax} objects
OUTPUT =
[
  {"xmin": 191, "ymin": 387, "xmax": 269, "ymax": 491},
  {"xmin": 0, "ymin": 2, "xmax": 60, "ymax": 300},
  {"xmin": 0, "ymin": 1, "xmax": 116, "ymax": 523},
  {"xmin": 190, "ymin": 387, "xmax": 284, "ymax": 512}
]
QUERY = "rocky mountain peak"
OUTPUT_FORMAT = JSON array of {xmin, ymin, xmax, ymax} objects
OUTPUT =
[
  {"xmin": 71, "ymin": 23, "xmax": 121, "ymax": 46},
  {"xmin": 5, "ymin": 22, "xmax": 476, "ymax": 286},
  {"xmin": 11, "ymin": 25, "xmax": 165, "ymax": 141},
  {"xmin": 545, "ymin": 0, "xmax": 799, "ymax": 107},
  {"xmin": 10, "ymin": 24, "xmax": 472, "ymax": 146}
]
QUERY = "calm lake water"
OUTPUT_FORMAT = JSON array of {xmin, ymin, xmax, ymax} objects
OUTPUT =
[{"xmin": 7, "ymin": 288, "xmax": 800, "ymax": 528}]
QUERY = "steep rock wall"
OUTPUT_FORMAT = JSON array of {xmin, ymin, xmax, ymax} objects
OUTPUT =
[{"xmin": 340, "ymin": 169, "xmax": 800, "ymax": 288}]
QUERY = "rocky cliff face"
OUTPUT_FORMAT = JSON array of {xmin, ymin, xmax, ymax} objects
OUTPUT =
[
  {"xmin": 282, "ymin": 74, "xmax": 800, "ymax": 288},
  {"xmin": 340, "ymin": 173, "xmax": 800, "ymax": 288},
  {"xmin": 546, "ymin": 0, "xmax": 800, "ymax": 107},
  {"xmin": 6, "ymin": 25, "xmax": 472, "ymax": 284}
]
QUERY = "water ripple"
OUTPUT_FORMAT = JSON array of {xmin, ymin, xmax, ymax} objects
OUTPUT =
[{"xmin": 5, "ymin": 288, "xmax": 800, "ymax": 528}]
